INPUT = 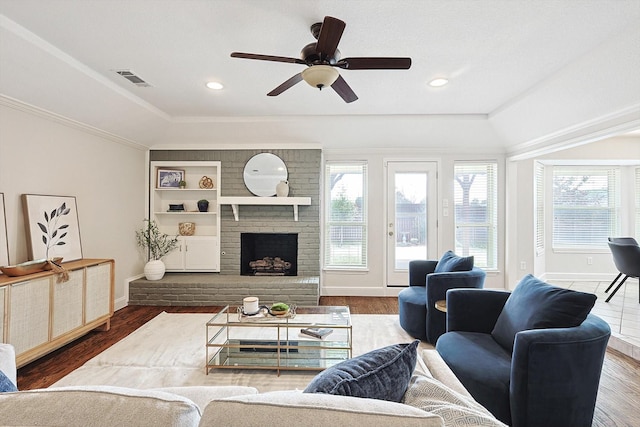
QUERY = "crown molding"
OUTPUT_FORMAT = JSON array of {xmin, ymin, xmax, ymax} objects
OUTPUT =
[
  {"xmin": 0, "ymin": 95, "xmax": 148, "ymax": 151},
  {"xmin": 506, "ymin": 103, "xmax": 640, "ymax": 161}
]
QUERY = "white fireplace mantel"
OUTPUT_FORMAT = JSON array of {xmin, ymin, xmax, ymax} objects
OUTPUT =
[{"xmin": 218, "ymin": 196, "xmax": 312, "ymax": 221}]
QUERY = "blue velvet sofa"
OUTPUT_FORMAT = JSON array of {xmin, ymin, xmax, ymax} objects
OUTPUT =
[
  {"xmin": 436, "ymin": 276, "xmax": 610, "ymax": 427},
  {"xmin": 398, "ymin": 253, "xmax": 486, "ymax": 344}
]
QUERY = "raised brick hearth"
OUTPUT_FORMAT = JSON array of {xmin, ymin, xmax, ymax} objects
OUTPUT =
[{"xmin": 129, "ymin": 273, "xmax": 319, "ymax": 306}]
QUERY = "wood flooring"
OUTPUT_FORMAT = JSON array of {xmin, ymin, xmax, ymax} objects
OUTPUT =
[{"xmin": 16, "ymin": 296, "xmax": 639, "ymax": 427}]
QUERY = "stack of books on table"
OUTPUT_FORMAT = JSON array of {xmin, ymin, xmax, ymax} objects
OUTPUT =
[{"xmin": 300, "ymin": 327, "xmax": 333, "ymax": 339}]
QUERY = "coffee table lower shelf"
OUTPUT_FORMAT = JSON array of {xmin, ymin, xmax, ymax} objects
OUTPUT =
[{"xmin": 207, "ymin": 339, "xmax": 350, "ymax": 373}]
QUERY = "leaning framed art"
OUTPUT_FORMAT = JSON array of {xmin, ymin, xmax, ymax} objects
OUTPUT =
[
  {"xmin": 157, "ymin": 169, "xmax": 185, "ymax": 188},
  {"xmin": 0, "ymin": 193, "xmax": 9, "ymax": 266},
  {"xmin": 22, "ymin": 194, "xmax": 83, "ymax": 261}
]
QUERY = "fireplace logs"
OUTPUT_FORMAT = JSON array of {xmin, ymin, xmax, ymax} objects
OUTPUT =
[
  {"xmin": 249, "ymin": 257, "xmax": 292, "ymax": 275},
  {"xmin": 241, "ymin": 232, "xmax": 298, "ymax": 276}
]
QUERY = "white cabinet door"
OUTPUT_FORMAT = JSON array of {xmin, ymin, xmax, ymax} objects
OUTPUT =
[
  {"xmin": 162, "ymin": 238, "xmax": 185, "ymax": 270},
  {"xmin": 52, "ymin": 269, "xmax": 83, "ymax": 338},
  {"xmin": 9, "ymin": 278, "xmax": 50, "ymax": 355},
  {"xmin": 185, "ymin": 236, "xmax": 219, "ymax": 270},
  {"xmin": 164, "ymin": 236, "xmax": 218, "ymax": 271}
]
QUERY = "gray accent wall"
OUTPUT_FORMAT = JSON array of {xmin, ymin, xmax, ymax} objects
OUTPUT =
[{"xmin": 150, "ymin": 149, "xmax": 321, "ymax": 276}]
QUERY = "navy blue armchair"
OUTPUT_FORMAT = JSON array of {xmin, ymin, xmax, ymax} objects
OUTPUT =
[
  {"xmin": 436, "ymin": 284, "xmax": 610, "ymax": 427},
  {"xmin": 398, "ymin": 259, "xmax": 485, "ymax": 344}
]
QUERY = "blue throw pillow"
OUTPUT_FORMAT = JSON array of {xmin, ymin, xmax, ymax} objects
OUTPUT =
[
  {"xmin": 0, "ymin": 369, "xmax": 17, "ymax": 392},
  {"xmin": 433, "ymin": 251, "xmax": 474, "ymax": 273},
  {"xmin": 303, "ymin": 340, "xmax": 419, "ymax": 402},
  {"xmin": 491, "ymin": 274, "xmax": 597, "ymax": 352}
]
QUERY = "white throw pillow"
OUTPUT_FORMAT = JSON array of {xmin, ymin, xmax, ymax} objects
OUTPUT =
[{"xmin": 403, "ymin": 375, "xmax": 507, "ymax": 427}]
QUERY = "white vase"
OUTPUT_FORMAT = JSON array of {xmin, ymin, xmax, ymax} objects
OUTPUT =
[
  {"xmin": 144, "ymin": 260, "xmax": 166, "ymax": 280},
  {"xmin": 276, "ymin": 180, "xmax": 289, "ymax": 197}
]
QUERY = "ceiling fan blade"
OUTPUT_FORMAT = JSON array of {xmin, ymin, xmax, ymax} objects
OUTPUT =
[
  {"xmin": 336, "ymin": 57, "xmax": 412, "ymax": 70},
  {"xmin": 231, "ymin": 52, "xmax": 306, "ymax": 65},
  {"xmin": 331, "ymin": 75, "xmax": 358, "ymax": 103},
  {"xmin": 267, "ymin": 73, "xmax": 304, "ymax": 96},
  {"xmin": 315, "ymin": 16, "xmax": 346, "ymax": 59}
]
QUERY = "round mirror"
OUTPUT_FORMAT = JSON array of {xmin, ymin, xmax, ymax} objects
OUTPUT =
[{"xmin": 243, "ymin": 153, "xmax": 288, "ymax": 197}]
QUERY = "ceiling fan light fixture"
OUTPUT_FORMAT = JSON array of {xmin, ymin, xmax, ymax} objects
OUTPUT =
[
  {"xmin": 301, "ymin": 65, "xmax": 339, "ymax": 90},
  {"xmin": 429, "ymin": 78, "xmax": 449, "ymax": 87}
]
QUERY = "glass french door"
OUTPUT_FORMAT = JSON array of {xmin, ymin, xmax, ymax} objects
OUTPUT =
[{"xmin": 386, "ymin": 161, "xmax": 438, "ymax": 287}]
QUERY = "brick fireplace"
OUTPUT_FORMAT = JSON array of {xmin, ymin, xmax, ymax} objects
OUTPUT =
[{"xmin": 129, "ymin": 149, "xmax": 321, "ymax": 306}]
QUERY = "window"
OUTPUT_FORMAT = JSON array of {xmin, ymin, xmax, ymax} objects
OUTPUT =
[
  {"xmin": 454, "ymin": 161, "xmax": 498, "ymax": 269},
  {"xmin": 324, "ymin": 162, "xmax": 368, "ymax": 268},
  {"xmin": 535, "ymin": 162, "xmax": 545, "ymax": 254},
  {"xmin": 636, "ymin": 167, "xmax": 640, "ymax": 240},
  {"xmin": 552, "ymin": 166, "xmax": 620, "ymax": 249}
]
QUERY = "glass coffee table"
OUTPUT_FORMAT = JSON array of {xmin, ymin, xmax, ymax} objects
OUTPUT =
[{"xmin": 206, "ymin": 305, "xmax": 352, "ymax": 375}]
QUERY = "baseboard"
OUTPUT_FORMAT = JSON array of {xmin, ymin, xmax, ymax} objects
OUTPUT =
[
  {"xmin": 608, "ymin": 334, "xmax": 640, "ymax": 362},
  {"xmin": 321, "ymin": 286, "xmax": 404, "ymax": 297},
  {"xmin": 542, "ymin": 272, "xmax": 613, "ymax": 282}
]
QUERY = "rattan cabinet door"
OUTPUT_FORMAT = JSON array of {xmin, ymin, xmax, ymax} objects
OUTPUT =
[
  {"xmin": 0, "ymin": 287, "xmax": 5, "ymax": 342},
  {"xmin": 8, "ymin": 278, "xmax": 50, "ymax": 355},
  {"xmin": 85, "ymin": 263, "xmax": 111, "ymax": 323},
  {"xmin": 52, "ymin": 269, "xmax": 83, "ymax": 338}
]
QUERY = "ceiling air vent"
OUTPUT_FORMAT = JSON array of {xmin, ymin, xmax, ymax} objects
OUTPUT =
[{"xmin": 114, "ymin": 70, "xmax": 152, "ymax": 87}]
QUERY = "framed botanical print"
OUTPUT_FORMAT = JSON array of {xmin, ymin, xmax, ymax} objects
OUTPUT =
[
  {"xmin": 22, "ymin": 194, "xmax": 83, "ymax": 261},
  {"xmin": 0, "ymin": 193, "xmax": 9, "ymax": 266}
]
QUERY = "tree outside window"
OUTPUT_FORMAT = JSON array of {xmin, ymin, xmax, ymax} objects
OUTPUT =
[
  {"xmin": 454, "ymin": 162, "xmax": 498, "ymax": 269},
  {"xmin": 325, "ymin": 162, "xmax": 367, "ymax": 268}
]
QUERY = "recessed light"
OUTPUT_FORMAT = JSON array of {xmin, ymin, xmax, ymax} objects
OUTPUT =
[
  {"xmin": 206, "ymin": 81, "xmax": 224, "ymax": 90},
  {"xmin": 429, "ymin": 78, "xmax": 449, "ymax": 87}
]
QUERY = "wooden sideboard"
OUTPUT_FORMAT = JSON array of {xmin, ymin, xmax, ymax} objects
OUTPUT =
[{"xmin": 0, "ymin": 258, "xmax": 114, "ymax": 367}]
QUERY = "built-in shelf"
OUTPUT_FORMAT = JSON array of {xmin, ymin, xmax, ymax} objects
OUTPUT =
[{"xmin": 218, "ymin": 196, "xmax": 312, "ymax": 221}]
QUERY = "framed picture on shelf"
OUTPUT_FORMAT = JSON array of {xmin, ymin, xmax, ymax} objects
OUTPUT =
[
  {"xmin": 157, "ymin": 169, "xmax": 185, "ymax": 188},
  {"xmin": 22, "ymin": 194, "xmax": 83, "ymax": 262},
  {"xmin": 0, "ymin": 193, "xmax": 9, "ymax": 267}
]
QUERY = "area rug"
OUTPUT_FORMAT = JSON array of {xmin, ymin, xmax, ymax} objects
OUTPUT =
[{"xmin": 53, "ymin": 312, "xmax": 432, "ymax": 392}]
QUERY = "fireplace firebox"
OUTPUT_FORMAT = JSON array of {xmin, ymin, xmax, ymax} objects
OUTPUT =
[{"xmin": 241, "ymin": 233, "xmax": 298, "ymax": 276}]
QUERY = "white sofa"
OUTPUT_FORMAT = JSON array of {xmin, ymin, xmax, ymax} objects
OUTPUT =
[{"xmin": 0, "ymin": 343, "xmax": 503, "ymax": 427}]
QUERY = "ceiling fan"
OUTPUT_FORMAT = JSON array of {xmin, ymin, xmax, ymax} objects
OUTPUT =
[{"xmin": 230, "ymin": 16, "xmax": 412, "ymax": 103}]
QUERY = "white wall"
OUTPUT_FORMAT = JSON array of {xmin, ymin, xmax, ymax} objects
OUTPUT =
[
  {"xmin": 508, "ymin": 136, "xmax": 640, "ymax": 284},
  {"xmin": 0, "ymin": 101, "xmax": 147, "ymax": 309},
  {"xmin": 504, "ymin": 159, "xmax": 537, "ymax": 289},
  {"xmin": 322, "ymin": 148, "xmax": 506, "ymax": 296},
  {"xmin": 490, "ymin": 25, "xmax": 640, "ymax": 153}
]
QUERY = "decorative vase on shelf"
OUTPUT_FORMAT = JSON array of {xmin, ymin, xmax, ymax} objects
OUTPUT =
[
  {"xmin": 276, "ymin": 180, "xmax": 290, "ymax": 197},
  {"xmin": 144, "ymin": 259, "xmax": 166, "ymax": 281},
  {"xmin": 197, "ymin": 199, "xmax": 209, "ymax": 212}
]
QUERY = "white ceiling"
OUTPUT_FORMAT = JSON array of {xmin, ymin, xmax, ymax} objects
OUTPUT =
[{"xmin": 1, "ymin": 0, "xmax": 639, "ymax": 151}]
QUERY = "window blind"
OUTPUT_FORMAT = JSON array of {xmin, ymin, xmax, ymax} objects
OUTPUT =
[
  {"xmin": 324, "ymin": 162, "xmax": 368, "ymax": 268},
  {"xmin": 454, "ymin": 161, "xmax": 498, "ymax": 269},
  {"xmin": 535, "ymin": 162, "xmax": 545, "ymax": 254},
  {"xmin": 552, "ymin": 166, "xmax": 620, "ymax": 249},
  {"xmin": 636, "ymin": 167, "xmax": 640, "ymax": 241}
]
